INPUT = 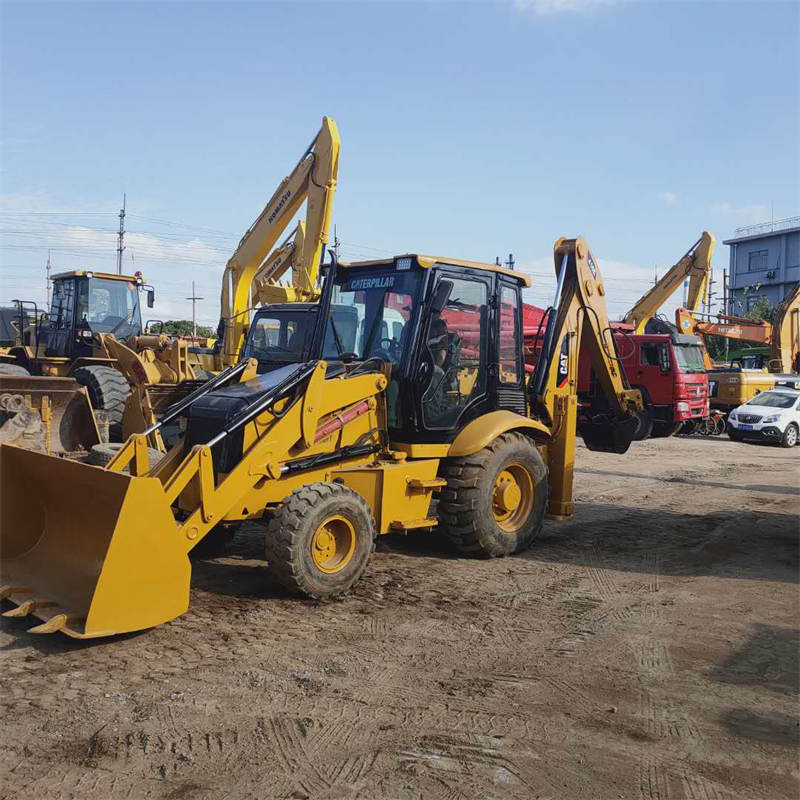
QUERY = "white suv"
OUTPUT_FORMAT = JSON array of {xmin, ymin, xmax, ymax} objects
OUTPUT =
[{"xmin": 728, "ymin": 389, "xmax": 800, "ymax": 448}]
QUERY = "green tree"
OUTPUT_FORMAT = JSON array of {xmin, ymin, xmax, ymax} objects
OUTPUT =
[{"xmin": 151, "ymin": 319, "xmax": 215, "ymax": 338}]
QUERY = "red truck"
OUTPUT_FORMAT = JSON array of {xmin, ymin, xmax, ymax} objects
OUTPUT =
[{"xmin": 523, "ymin": 307, "xmax": 709, "ymax": 439}]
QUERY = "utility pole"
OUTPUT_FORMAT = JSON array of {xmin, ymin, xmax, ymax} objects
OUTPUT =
[
  {"xmin": 723, "ymin": 268, "xmax": 729, "ymax": 363},
  {"xmin": 46, "ymin": 250, "xmax": 52, "ymax": 312},
  {"xmin": 117, "ymin": 193, "xmax": 126, "ymax": 275},
  {"xmin": 653, "ymin": 265, "xmax": 658, "ymax": 287},
  {"xmin": 333, "ymin": 225, "xmax": 340, "ymax": 261},
  {"xmin": 186, "ymin": 281, "xmax": 204, "ymax": 339},
  {"xmin": 706, "ymin": 269, "xmax": 716, "ymax": 317},
  {"xmin": 505, "ymin": 253, "xmax": 515, "ymax": 271}
]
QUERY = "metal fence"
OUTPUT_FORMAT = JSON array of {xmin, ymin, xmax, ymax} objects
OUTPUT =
[{"xmin": 733, "ymin": 216, "xmax": 800, "ymax": 239}]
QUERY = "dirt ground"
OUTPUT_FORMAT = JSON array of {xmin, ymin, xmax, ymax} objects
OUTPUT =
[{"xmin": 2, "ymin": 434, "xmax": 798, "ymax": 800}]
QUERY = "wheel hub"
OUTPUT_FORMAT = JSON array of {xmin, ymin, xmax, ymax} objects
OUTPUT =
[
  {"xmin": 492, "ymin": 464, "xmax": 535, "ymax": 532},
  {"xmin": 311, "ymin": 515, "xmax": 356, "ymax": 574}
]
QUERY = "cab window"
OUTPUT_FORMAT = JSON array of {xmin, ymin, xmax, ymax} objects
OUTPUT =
[
  {"xmin": 422, "ymin": 277, "xmax": 487, "ymax": 429},
  {"xmin": 498, "ymin": 285, "xmax": 521, "ymax": 384}
]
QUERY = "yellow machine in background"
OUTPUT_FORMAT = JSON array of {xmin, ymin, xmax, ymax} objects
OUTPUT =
[
  {"xmin": 0, "ymin": 237, "xmax": 642, "ymax": 638},
  {"xmin": 192, "ymin": 116, "xmax": 340, "ymax": 372},
  {"xmin": 676, "ymin": 283, "xmax": 800, "ymax": 411},
  {"xmin": 622, "ymin": 231, "xmax": 715, "ymax": 334}
]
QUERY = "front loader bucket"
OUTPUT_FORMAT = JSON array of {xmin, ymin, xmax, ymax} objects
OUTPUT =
[
  {"xmin": 579, "ymin": 415, "xmax": 638, "ymax": 454},
  {"xmin": 0, "ymin": 445, "xmax": 191, "ymax": 638},
  {"xmin": 0, "ymin": 376, "xmax": 100, "ymax": 453}
]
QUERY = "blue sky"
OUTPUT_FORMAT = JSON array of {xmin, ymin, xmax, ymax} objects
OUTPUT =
[{"xmin": 2, "ymin": 0, "xmax": 798, "ymax": 324}]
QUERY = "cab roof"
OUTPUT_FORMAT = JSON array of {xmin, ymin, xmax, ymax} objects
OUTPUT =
[
  {"xmin": 51, "ymin": 270, "xmax": 144, "ymax": 283},
  {"xmin": 339, "ymin": 254, "xmax": 531, "ymax": 288}
]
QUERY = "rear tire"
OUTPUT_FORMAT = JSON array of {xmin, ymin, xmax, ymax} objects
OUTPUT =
[
  {"xmin": 72, "ymin": 365, "xmax": 130, "ymax": 441},
  {"xmin": 651, "ymin": 421, "xmax": 682, "ymax": 438},
  {"xmin": 780, "ymin": 423, "xmax": 798, "ymax": 448},
  {"xmin": 265, "ymin": 483, "xmax": 376, "ymax": 598},
  {"xmin": 438, "ymin": 432, "xmax": 548, "ymax": 558},
  {"xmin": 0, "ymin": 364, "xmax": 31, "ymax": 377}
]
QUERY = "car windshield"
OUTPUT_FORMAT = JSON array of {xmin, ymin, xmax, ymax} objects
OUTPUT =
[
  {"xmin": 326, "ymin": 271, "xmax": 420, "ymax": 364},
  {"xmin": 745, "ymin": 392, "xmax": 798, "ymax": 409},
  {"xmin": 77, "ymin": 278, "xmax": 142, "ymax": 337},
  {"xmin": 673, "ymin": 344, "xmax": 706, "ymax": 373}
]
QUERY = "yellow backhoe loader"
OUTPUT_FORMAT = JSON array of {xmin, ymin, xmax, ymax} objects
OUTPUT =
[{"xmin": 0, "ymin": 237, "xmax": 642, "ymax": 638}]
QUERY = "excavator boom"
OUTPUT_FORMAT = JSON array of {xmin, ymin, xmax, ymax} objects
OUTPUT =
[
  {"xmin": 623, "ymin": 231, "xmax": 715, "ymax": 335},
  {"xmin": 219, "ymin": 117, "xmax": 340, "ymax": 366}
]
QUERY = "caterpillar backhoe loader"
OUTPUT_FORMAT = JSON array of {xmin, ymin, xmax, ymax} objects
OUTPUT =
[
  {"xmin": 0, "ymin": 237, "xmax": 642, "ymax": 638},
  {"xmin": 675, "ymin": 283, "xmax": 800, "ymax": 411}
]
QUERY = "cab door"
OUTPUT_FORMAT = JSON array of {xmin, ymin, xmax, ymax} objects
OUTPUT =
[
  {"xmin": 45, "ymin": 279, "xmax": 77, "ymax": 358},
  {"xmin": 413, "ymin": 270, "xmax": 492, "ymax": 440}
]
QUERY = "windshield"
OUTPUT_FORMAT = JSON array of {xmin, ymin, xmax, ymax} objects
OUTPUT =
[
  {"xmin": 673, "ymin": 344, "xmax": 706, "ymax": 373},
  {"xmin": 326, "ymin": 271, "xmax": 420, "ymax": 364},
  {"xmin": 745, "ymin": 392, "xmax": 798, "ymax": 409},
  {"xmin": 243, "ymin": 309, "xmax": 312, "ymax": 363},
  {"xmin": 76, "ymin": 278, "xmax": 142, "ymax": 337}
]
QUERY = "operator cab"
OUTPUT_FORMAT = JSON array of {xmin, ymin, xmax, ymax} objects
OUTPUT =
[
  {"xmin": 41, "ymin": 271, "xmax": 148, "ymax": 358},
  {"xmin": 322, "ymin": 254, "xmax": 530, "ymax": 445}
]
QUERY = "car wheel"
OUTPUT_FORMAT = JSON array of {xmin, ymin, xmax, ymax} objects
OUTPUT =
[{"xmin": 780, "ymin": 423, "xmax": 798, "ymax": 448}]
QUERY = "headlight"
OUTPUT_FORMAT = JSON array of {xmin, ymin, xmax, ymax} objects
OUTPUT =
[
  {"xmin": 676, "ymin": 402, "xmax": 690, "ymax": 412},
  {"xmin": 729, "ymin": 411, "xmax": 737, "ymax": 420},
  {"xmin": 763, "ymin": 414, "xmax": 783, "ymax": 423}
]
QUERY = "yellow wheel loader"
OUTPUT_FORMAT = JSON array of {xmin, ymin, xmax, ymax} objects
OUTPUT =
[{"xmin": 0, "ymin": 238, "xmax": 642, "ymax": 639}]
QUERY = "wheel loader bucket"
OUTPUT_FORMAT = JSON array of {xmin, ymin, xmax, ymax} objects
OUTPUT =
[
  {"xmin": 0, "ymin": 445, "xmax": 191, "ymax": 638},
  {"xmin": 579, "ymin": 415, "xmax": 638, "ymax": 454},
  {"xmin": 0, "ymin": 375, "xmax": 100, "ymax": 454}
]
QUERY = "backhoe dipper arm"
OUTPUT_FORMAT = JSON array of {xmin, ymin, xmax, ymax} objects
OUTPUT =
[
  {"xmin": 623, "ymin": 231, "xmax": 715, "ymax": 334},
  {"xmin": 252, "ymin": 222, "xmax": 307, "ymax": 306},
  {"xmin": 532, "ymin": 237, "xmax": 643, "ymax": 520},
  {"xmin": 220, "ymin": 116, "xmax": 340, "ymax": 364},
  {"xmin": 770, "ymin": 283, "xmax": 800, "ymax": 373}
]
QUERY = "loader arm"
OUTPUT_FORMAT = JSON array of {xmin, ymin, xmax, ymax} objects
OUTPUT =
[
  {"xmin": 770, "ymin": 283, "xmax": 800, "ymax": 373},
  {"xmin": 219, "ymin": 117, "xmax": 340, "ymax": 366},
  {"xmin": 622, "ymin": 231, "xmax": 715, "ymax": 335},
  {"xmin": 531, "ymin": 237, "xmax": 643, "ymax": 519}
]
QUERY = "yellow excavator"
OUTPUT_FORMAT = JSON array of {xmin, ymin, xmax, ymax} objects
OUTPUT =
[
  {"xmin": 676, "ymin": 283, "xmax": 800, "ymax": 411},
  {"xmin": 191, "ymin": 116, "xmax": 340, "ymax": 374},
  {"xmin": 622, "ymin": 231, "xmax": 715, "ymax": 334},
  {"xmin": 0, "ymin": 237, "xmax": 642, "ymax": 638}
]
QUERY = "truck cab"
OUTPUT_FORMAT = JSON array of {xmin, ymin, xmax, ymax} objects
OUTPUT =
[{"xmin": 611, "ymin": 330, "xmax": 708, "ymax": 435}]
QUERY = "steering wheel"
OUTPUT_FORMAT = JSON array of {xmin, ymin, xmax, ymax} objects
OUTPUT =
[{"xmin": 375, "ymin": 338, "xmax": 402, "ymax": 362}]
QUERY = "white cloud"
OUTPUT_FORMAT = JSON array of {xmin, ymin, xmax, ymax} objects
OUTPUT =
[
  {"xmin": 659, "ymin": 191, "xmax": 677, "ymax": 204},
  {"xmin": 513, "ymin": 0, "xmax": 621, "ymax": 15},
  {"xmin": 710, "ymin": 202, "xmax": 770, "ymax": 225}
]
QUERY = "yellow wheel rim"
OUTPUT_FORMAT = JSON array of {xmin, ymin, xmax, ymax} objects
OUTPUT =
[
  {"xmin": 492, "ymin": 463, "xmax": 534, "ymax": 532},
  {"xmin": 311, "ymin": 515, "xmax": 356, "ymax": 574}
]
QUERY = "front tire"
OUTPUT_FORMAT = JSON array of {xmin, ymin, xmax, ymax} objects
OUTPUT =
[
  {"xmin": 438, "ymin": 432, "xmax": 548, "ymax": 558},
  {"xmin": 780, "ymin": 423, "xmax": 798, "ymax": 448},
  {"xmin": 72, "ymin": 365, "xmax": 130, "ymax": 441},
  {"xmin": 265, "ymin": 483, "xmax": 376, "ymax": 598},
  {"xmin": 632, "ymin": 408, "xmax": 654, "ymax": 441},
  {"xmin": 651, "ymin": 421, "xmax": 682, "ymax": 439}
]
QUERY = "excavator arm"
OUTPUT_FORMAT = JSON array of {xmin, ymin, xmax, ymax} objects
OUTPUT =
[
  {"xmin": 623, "ymin": 231, "xmax": 715, "ymax": 334},
  {"xmin": 252, "ymin": 222, "xmax": 309, "ymax": 306},
  {"xmin": 531, "ymin": 237, "xmax": 643, "ymax": 519},
  {"xmin": 770, "ymin": 283, "xmax": 800, "ymax": 374},
  {"xmin": 219, "ymin": 116, "xmax": 340, "ymax": 366}
]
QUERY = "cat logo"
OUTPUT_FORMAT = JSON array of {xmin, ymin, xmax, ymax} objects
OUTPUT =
[{"xmin": 557, "ymin": 337, "xmax": 570, "ymax": 388}]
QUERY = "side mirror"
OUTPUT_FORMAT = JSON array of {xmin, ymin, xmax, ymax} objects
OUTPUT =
[
  {"xmin": 431, "ymin": 280, "xmax": 454, "ymax": 315},
  {"xmin": 659, "ymin": 345, "xmax": 671, "ymax": 374},
  {"xmin": 147, "ymin": 289, "xmax": 155, "ymax": 309}
]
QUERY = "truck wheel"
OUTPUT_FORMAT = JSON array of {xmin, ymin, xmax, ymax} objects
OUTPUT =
[
  {"xmin": 651, "ymin": 421, "xmax": 682, "ymax": 438},
  {"xmin": 438, "ymin": 432, "xmax": 548, "ymax": 558},
  {"xmin": 780, "ymin": 423, "xmax": 798, "ymax": 448},
  {"xmin": 0, "ymin": 364, "xmax": 31, "ymax": 376},
  {"xmin": 632, "ymin": 408, "xmax": 654, "ymax": 441},
  {"xmin": 265, "ymin": 483, "xmax": 376, "ymax": 598},
  {"xmin": 72, "ymin": 366, "xmax": 130, "ymax": 441}
]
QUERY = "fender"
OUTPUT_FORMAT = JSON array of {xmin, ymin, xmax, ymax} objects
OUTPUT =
[{"xmin": 447, "ymin": 410, "xmax": 551, "ymax": 458}]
